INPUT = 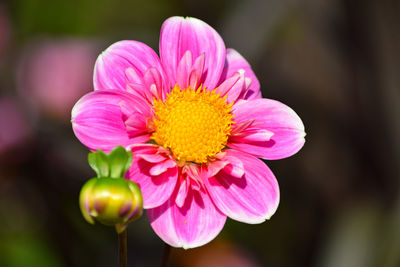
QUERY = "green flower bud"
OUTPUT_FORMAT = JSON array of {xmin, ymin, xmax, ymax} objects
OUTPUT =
[
  {"xmin": 79, "ymin": 146, "xmax": 143, "ymax": 233},
  {"xmin": 79, "ymin": 177, "xmax": 143, "ymax": 233}
]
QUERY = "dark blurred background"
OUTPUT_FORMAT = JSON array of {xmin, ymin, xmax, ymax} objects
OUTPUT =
[{"xmin": 0, "ymin": 0, "xmax": 399, "ymax": 266}]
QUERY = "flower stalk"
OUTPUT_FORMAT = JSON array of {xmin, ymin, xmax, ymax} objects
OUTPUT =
[
  {"xmin": 118, "ymin": 229, "xmax": 127, "ymax": 267},
  {"xmin": 161, "ymin": 243, "xmax": 171, "ymax": 267}
]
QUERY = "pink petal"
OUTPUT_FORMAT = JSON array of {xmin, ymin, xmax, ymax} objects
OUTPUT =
[
  {"xmin": 125, "ymin": 82, "xmax": 147, "ymax": 98},
  {"xmin": 148, "ymin": 186, "xmax": 226, "ymax": 249},
  {"xmin": 137, "ymin": 153, "xmax": 166, "ymax": 163},
  {"xmin": 128, "ymin": 145, "xmax": 178, "ymax": 209},
  {"xmin": 192, "ymin": 53, "xmax": 205, "ymax": 76},
  {"xmin": 182, "ymin": 164, "xmax": 203, "ymax": 191},
  {"xmin": 231, "ymin": 129, "xmax": 274, "ymax": 143},
  {"xmin": 176, "ymin": 50, "xmax": 192, "ymax": 89},
  {"xmin": 126, "ymin": 67, "xmax": 168, "ymax": 104},
  {"xmin": 160, "ymin": 16, "xmax": 226, "ymax": 90},
  {"xmin": 191, "ymin": 53, "xmax": 205, "ymax": 89},
  {"xmin": 175, "ymin": 179, "xmax": 188, "ymax": 208},
  {"xmin": 93, "ymin": 40, "xmax": 170, "ymax": 92},
  {"xmin": 125, "ymin": 67, "xmax": 142, "ymax": 85},
  {"xmin": 188, "ymin": 69, "xmax": 199, "ymax": 90},
  {"xmin": 219, "ymin": 49, "xmax": 261, "ymax": 100},
  {"xmin": 124, "ymin": 111, "xmax": 149, "ymax": 138},
  {"xmin": 143, "ymin": 67, "xmax": 163, "ymax": 92},
  {"xmin": 150, "ymin": 160, "xmax": 177, "ymax": 176},
  {"xmin": 206, "ymin": 155, "xmax": 245, "ymax": 179},
  {"xmin": 221, "ymin": 154, "xmax": 245, "ymax": 178},
  {"xmin": 204, "ymin": 149, "xmax": 280, "ymax": 224},
  {"xmin": 216, "ymin": 70, "xmax": 246, "ymax": 103},
  {"xmin": 230, "ymin": 99, "xmax": 305, "ymax": 160},
  {"xmin": 216, "ymin": 73, "xmax": 240, "ymax": 97},
  {"xmin": 207, "ymin": 160, "xmax": 230, "ymax": 177},
  {"xmin": 71, "ymin": 90, "xmax": 151, "ymax": 151}
]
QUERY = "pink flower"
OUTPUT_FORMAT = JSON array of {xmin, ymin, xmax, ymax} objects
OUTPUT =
[
  {"xmin": 71, "ymin": 17, "xmax": 305, "ymax": 248},
  {"xmin": 18, "ymin": 39, "xmax": 98, "ymax": 120},
  {"xmin": 0, "ymin": 98, "xmax": 30, "ymax": 154}
]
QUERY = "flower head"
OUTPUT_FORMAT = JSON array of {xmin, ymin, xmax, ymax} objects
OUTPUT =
[{"xmin": 72, "ymin": 16, "xmax": 305, "ymax": 249}]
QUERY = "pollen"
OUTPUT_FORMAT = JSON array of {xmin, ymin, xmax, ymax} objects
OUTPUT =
[{"xmin": 151, "ymin": 85, "xmax": 234, "ymax": 164}]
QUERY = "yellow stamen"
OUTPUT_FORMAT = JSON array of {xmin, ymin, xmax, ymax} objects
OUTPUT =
[{"xmin": 151, "ymin": 85, "xmax": 234, "ymax": 164}]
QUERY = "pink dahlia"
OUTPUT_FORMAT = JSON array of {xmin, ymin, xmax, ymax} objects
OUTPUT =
[{"xmin": 71, "ymin": 17, "xmax": 305, "ymax": 249}]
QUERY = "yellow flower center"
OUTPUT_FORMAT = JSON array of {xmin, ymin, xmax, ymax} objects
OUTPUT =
[{"xmin": 151, "ymin": 86, "xmax": 234, "ymax": 164}]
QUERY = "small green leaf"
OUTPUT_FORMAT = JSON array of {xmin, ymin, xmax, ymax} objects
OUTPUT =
[
  {"xmin": 108, "ymin": 146, "xmax": 133, "ymax": 178},
  {"xmin": 125, "ymin": 152, "xmax": 133, "ymax": 174},
  {"xmin": 88, "ymin": 152, "xmax": 100, "ymax": 176},
  {"xmin": 88, "ymin": 150, "xmax": 109, "ymax": 177}
]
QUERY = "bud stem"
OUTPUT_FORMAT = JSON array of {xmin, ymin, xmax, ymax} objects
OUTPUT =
[
  {"xmin": 160, "ymin": 243, "xmax": 171, "ymax": 267},
  {"xmin": 118, "ymin": 229, "xmax": 127, "ymax": 267}
]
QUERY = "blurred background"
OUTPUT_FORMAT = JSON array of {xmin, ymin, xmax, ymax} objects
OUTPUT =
[{"xmin": 0, "ymin": 0, "xmax": 399, "ymax": 266}]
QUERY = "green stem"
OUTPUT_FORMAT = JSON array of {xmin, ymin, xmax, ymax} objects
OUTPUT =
[
  {"xmin": 160, "ymin": 243, "xmax": 171, "ymax": 267},
  {"xmin": 118, "ymin": 229, "xmax": 127, "ymax": 267}
]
